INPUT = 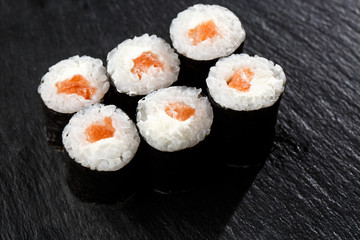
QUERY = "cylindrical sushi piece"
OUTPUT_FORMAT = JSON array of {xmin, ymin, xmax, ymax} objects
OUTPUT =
[
  {"xmin": 62, "ymin": 104, "xmax": 142, "ymax": 203},
  {"xmin": 107, "ymin": 34, "xmax": 180, "ymax": 96},
  {"xmin": 206, "ymin": 54, "xmax": 286, "ymax": 111},
  {"xmin": 63, "ymin": 103, "xmax": 140, "ymax": 171},
  {"xmin": 137, "ymin": 86, "xmax": 213, "ymax": 152},
  {"xmin": 38, "ymin": 55, "xmax": 110, "ymax": 114},
  {"xmin": 136, "ymin": 86, "xmax": 218, "ymax": 193},
  {"xmin": 206, "ymin": 53, "xmax": 286, "ymax": 167},
  {"xmin": 170, "ymin": 4, "xmax": 245, "ymax": 61}
]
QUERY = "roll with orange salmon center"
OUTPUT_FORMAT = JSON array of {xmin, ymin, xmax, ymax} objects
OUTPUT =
[
  {"xmin": 206, "ymin": 54, "xmax": 286, "ymax": 111},
  {"xmin": 107, "ymin": 34, "xmax": 180, "ymax": 96},
  {"xmin": 136, "ymin": 86, "xmax": 213, "ymax": 152},
  {"xmin": 170, "ymin": 4, "xmax": 245, "ymax": 60},
  {"xmin": 62, "ymin": 104, "xmax": 140, "ymax": 171},
  {"xmin": 38, "ymin": 55, "xmax": 110, "ymax": 114}
]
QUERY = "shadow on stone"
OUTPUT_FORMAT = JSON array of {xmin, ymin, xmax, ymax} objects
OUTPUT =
[{"xmin": 106, "ymin": 163, "xmax": 262, "ymax": 240}]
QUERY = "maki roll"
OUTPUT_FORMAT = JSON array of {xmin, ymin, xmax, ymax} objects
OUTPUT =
[
  {"xmin": 107, "ymin": 33, "xmax": 180, "ymax": 96},
  {"xmin": 136, "ymin": 86, "xmax": 216, "ymax": 193},
  {"xmin": 170, "ymin": 4, "xmax": 245, "ymax": 61},
  {"xmin": 206, "ymin": 54, "xmax": 286, "ymax": 111},
  {"xmin": 62, "ymin": 104, "xmax": 141, "ymax": 203},
  {"xmin": 206, "ymin": 54, "xmax": 286, "ymax": 166},
  {"xmin": 63, "ymin": 104, "xmax": 140, "ymax": 171},
  {"xmin": 38, "ymin": 55, "xmax": 109, "ymax": 114},
  {"xmin": 38, "ymin": 55, "xmax": 110, "ymax": 150},
  {"xmin": 136, "ymin": 86, "xmax": 213, "ymax": 152},
  {"xmin": 106, "ymin": 34, "xmax": 180, "ymax": 120}
]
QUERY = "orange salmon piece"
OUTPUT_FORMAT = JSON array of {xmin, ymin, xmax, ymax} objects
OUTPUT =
[
  {"xmin": 131, "ymin": 51, "xmax": 164, "ymax": 79},
  {"xmin": 165, "ymin": 103, "xmax": 195, "ymax": 121},
  {"xmin": 85, "ymin": 117, "xmax": 116, "ymax": 143},
  {"xmin": 227, "ymin": 68, "xmax": 254, "ymax": 92},
  {"xmin": 55, "ymin": 74, "xmax": 96, "ymax": 100},
  {"xmin": 188, "ymin": 20, "xmax": 219, "ymax": 45}
]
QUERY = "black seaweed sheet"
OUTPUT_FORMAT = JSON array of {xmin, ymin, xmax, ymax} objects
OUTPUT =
[
  {"xmin": 65, "ymin": 153, "xmax": 147, "ymax": 204},
  {"xmin": 43, "ymin": 105, "xmax": 73, "ymax": 151},
  {"xmin": 208, "ymin": 95, "xmax": 281, "ymax": 167}
]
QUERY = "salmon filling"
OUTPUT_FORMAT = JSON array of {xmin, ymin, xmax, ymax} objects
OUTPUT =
[
  {"xmin": 55, "ymin": 74, "xmax": 96, "ymax": 100},
  {"xmin": 85, "ymin": 117, "xmax": 116, "ymax": 143},
  {"xmin": 165, "ymin": 103, "xmax": 195, "ymax": 121},
  {"xmin": 131, "ymin": 51, "xmax": 164, "ymax": 79},
  {"xmin": 227, "ymin": 68, "xmax": 254, "ymax": 92},
  {"xmin": 188, "ymin": 20, "xmax": 219, "ymax": 45}
]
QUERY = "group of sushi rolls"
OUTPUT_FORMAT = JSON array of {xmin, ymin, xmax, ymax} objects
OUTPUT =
[{"xmin": 38, "ymin": 4, "xmax": 286, "ymax": 191}]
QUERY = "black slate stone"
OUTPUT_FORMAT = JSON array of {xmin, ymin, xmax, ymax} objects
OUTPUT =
[{"xmin": 1, "ymin": 0, "xmax": 359, "ymax": 239}]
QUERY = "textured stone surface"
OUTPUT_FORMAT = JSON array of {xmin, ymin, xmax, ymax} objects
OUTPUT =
[{"xmin": 0, "ymin": 0, "xmax": 359, "ymax": 239}]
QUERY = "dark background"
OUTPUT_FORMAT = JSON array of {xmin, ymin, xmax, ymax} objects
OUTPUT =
[{"xmin": 1, "ymin": 0, "xmax": 359, "ymax": 239}]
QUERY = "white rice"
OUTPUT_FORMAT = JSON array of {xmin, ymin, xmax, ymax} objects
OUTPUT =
[
  {"xmin": 170, "ymin": 4, "xmax": 245, "ymax": 61},
  {"xmin": 206, "ymin": 54, "xmax": 286, "ymax": 111},
  {"xmin": 107, "ymin": 34, "xmax": 180, "ymax": 96},
  {"xmin": 136, "ymin": 86, "xmax": 213, "ymax": 152},
  {"xmin": 62, "ymin": 104, "xmax": 140, "ymax": 171},
  {"xmin": 38, "ymin": 55, "xmax": 110, "ymax": 114}
]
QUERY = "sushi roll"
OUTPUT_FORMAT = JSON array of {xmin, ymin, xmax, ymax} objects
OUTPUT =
[
  {"xmin": 136, "ymin": 86, "xmax": 213, "ymax": 152},
  {"xmin": 136, "ymin": 86, "xmax": 216, "ymax": 193},
  {"xmin": 38, "ymin": 55, "xmax": 110, "ymax": 114},
  {"xmin": 206, "ymin": 54, "xmax": 286, "ymax": 166},
  {"xmin": 63, "ymin": 104, "xmax": 140, "ymax": 171},
  {"xmin": 107, "ymin": 34, "xmax": 180, "ymax": 96},
  {"xmin": 170, "ymin": 4, "xmax": 245, "ymax": 61},
  {"xmin": 206, "ymin": 54, "xmax": 286, "ymax": 111},
  {"xmin": 62, "ymin": 104, "xmax": 141, "ymax": 203}
]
